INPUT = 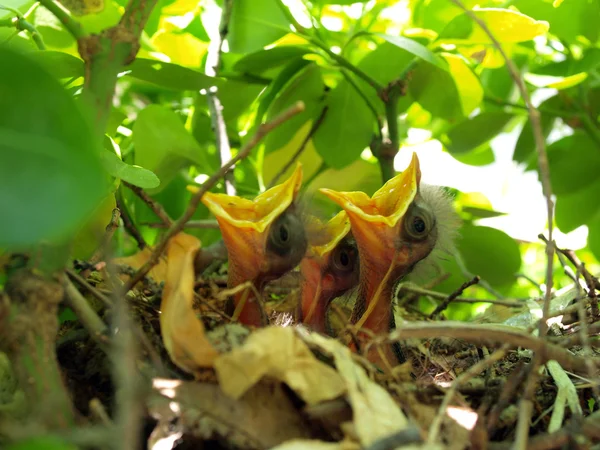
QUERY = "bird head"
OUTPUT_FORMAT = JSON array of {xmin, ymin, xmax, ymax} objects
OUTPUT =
[
  {"xmin": 299, "ymin": 211, "xmax": 359, "ymax": 333},
  {"xmin": 201, "ymin": 164, "xmax": 308, "ymax": 326}
]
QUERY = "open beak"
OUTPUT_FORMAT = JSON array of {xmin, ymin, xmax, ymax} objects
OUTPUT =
[
  {"xmin": 319, "ymin": 154, "xmax": 421, "ymax": 333},
  {"xmin": 201, "ymin": 164, "xmax": 303, "ymax": 326},
  {"xmin": 300, "ymin": 211, "xmax": 352, "ymax": 332}
]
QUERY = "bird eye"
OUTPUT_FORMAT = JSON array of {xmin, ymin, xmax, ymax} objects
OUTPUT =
[
  {"xmin": 331, "ymin": 240, "xmax": 357, "ymax": 274},
  {"xmin": 404, "ymin": 204, "xmax": 434, "ymax": 241},
  {"xmin": 267, "ymin": 210, "xmax": 307, "ymax": 257}
]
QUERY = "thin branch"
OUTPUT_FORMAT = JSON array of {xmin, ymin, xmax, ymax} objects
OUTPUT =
[
  {"xmin": 144, "ymin": 220, "xmax": 220, "ymax": 229},
  {"xmin": 268, "ymin": 106, "xmax": 328, "ymax": 188},
  {"xmin": 450, "ymin": 0, "xmax": 555, "ymax": 337},
  {"xmin": 396, "ymin": 282, "xmax": 523, "ymax": 307},
  {"xmin": 116, "ymin": 195, "xmax": 146, "ymax": 249},
  {"xmin": 123, "ymin": 101, "xmax": 306, "ymax": 292},
  {"xmin": 90, "ymin": 207, "xmax": 121, "ymax": 264},
  {"xmin": 428, "ymin": 275, "xmax": 480, "ymax": 319},
  {"xmin": 206, "ymin": 0, "xmax": 235, "ymax": 195},
  {"xmin": 124, "ymin": 182, "xmax": 172, "ymax": 226},
  {"xmin": 384, "ymin": 321, "xmax": 592, "ymax": 373},
  {"xmin": 36, "ymin": 0, "xmax": 86, "ymax": 40},
  {"xmin": 0, "ymin": 8, "xmax": 46, "ymax": 49}
]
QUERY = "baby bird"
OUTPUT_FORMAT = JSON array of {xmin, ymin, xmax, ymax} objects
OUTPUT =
[
  {"xmin": 201, "ymin": 165, "xmax": 308, "ymax": 327},
  {"xmin": 297, "ymin": 212, "xmax": 359, "ymax": 334},
  {"xmin": 320, "ymin": 154, "xmax": 459, "ymax": 369}
]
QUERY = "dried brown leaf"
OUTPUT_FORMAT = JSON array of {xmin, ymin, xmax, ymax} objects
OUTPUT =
[
  {"xmin": 160, "ymin": 233, "xmax": 218, "ymax": 373},
  {"xmin": 114, "ymin": 247, "xmax": 168, "ymax": 284},
  {"xmin": 214, "ymin": 327, "xmax": 346, "ymax": 405}
]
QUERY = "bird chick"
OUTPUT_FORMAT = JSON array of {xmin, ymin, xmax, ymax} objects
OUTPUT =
[
  {"xmin": 298, "ymin": 211, "xmax": 359, "ymax": 334},
  {"xmin": 320, "ymin": 154, "xmax": 458, "ymax": 369},
  {"xmin": 201, "ymin": 165, "xmax": 308, "ymax": 327}
]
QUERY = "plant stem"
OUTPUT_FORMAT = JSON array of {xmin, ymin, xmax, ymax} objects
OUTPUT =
[{"xmin": 37, "ymin": 0, "xmax": 85, "ymax": 40}]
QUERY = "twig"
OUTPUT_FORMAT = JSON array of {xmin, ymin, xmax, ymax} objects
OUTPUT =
[
  {"xmin": 63, "ymin": 276, "xmax": 109, "ymax": 349},
  {"xmin": 0, "ymin": 8, "xmax": 46, "ymax": 49},
  {"xmin": 37, "ymin": 0, "xmax": 85, "ymax": 39},
  {"xmin": 429, "ymin": 275, "xmax": 480, "ymax": 319},
  {"xmin": 124, "ymin": 182, "xmax": 172, "ymax": 226},
  {"xmin": 144, "ymin": 219, "xmax": 219, "ymax": 229},
  {"xmin": 268, "ymin": 106, "xmax": 328, "ymax": 188},
  {"xmin": 427, "ymin": 345, "xmax": 509, "ymax": 444},
  {"xmin": 89, "ymin": 398, "xmax": 113, "ymax": 426},
  {"xmin": 205, "ymin": 0, "xmax": 235, "ymax": 195},
  {"xmin": 396, "ymin": 283, "xmax": 522, "ymax": 308},
  {"xmin": 116, "ymin": 194, "xmax": 146, "ymax": 249},
  {"xmin": 366, "ymin": 427, "xmax": 422, "ymax": 450},
  {"xmin": 66, "ymin": 268, "xmax": 113, "ymax": 308},
  {"xmin": 384, "ymin": 321, "xmax": 592, "ymax": 373},
  {"xmin": 123, "ymin": 101, "xmax": 306, "ymax": 292},
  {"xmin": 90, "ymin": 207, "xmax": 121, "ymax": 264}
]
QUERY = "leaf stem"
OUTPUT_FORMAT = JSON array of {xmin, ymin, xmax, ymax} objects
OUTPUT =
[{"xmin": 37, "ymin": 0, "xmax": 86, "ymax": 40}]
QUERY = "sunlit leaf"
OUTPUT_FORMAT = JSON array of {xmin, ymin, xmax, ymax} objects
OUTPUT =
[
  {"xmin": 228, "ymin": 0, "xmax": 291, "ymax": 53},
  {"xmin": 547, "ymin": 133, "xmax": 600, "ymax": 195},
  {"xmin": 313, "ymin": 77, "xmax": 374, "ymax": 169},
  {"xmin": 451, "ymin": 145, "xmax": 495, "ymax": 166},
  {"xmin": 444, "ymin": 53, "xmax": 483, "ymax": 116},
  {"xmin": 376, "ymin": 33, "xmax": 449, "ymax": 71},
  {"xmin": 555, "ymin": 178, "xmax": 600, "ymax": 233},
  {"xmin": 151, "ymin": 30, "xmax": 209, "ymax": 67},
  {"xmin": 263, "ymin": 63, "xmax": 325, "ymax": 155},
  {"xmin": 445, "ymin": 111, "xmax": 513, "ymax": 154},
  {"xmin": 127, "ymin": 58, "xmax": 223, "ymax": 91},
  {"xmin": 101, "ymin": 148, "xmax": 160, "ymax": 189},
  {"xmin": 30, "ymin": 50, "xmax": 84, "ymax": 79},
  {"xmin": 438, "ymin": 8, "xmax": 549, "ymax": 45},
  {"xmin": 0, "ymin": 48, "xmax": 108, "ymax": 249},
  {"xmin": 524, "ymin": 72, "xmax": 588, "ymax": 90},
  {"xmin": 133, "ymin": 105, "xmax": 209, "ymax": 192},
  {"xmin": 462, "ymin": 206, "xmax": 507, "ymax": 219},
  {"xmin": 263, "ymin": 121, "xmax": 323, "ymax": 186},
  {"xmin": 234, "ymin": 45, "xmax": 313, "ymax": 73},
  {"xmin": 458, "ymin": 224, "xmax": 521, "ymax": 287}
]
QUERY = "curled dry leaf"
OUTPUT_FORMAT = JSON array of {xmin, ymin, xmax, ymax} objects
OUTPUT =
[
  {"xmin": 300, "ymin": 332, "xmax": 410, "ymax": 448},
  {"xmin": 160, "ymin": 232, "xmax": 218, "ymax": 373},
  {"xmin": 214, "ymin": 326, "xmax": 346, "ymax": 406}
]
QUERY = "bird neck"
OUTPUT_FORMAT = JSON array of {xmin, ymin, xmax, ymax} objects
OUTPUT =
[{"xmin": 227, "ymin": 263, "xmax": 268, "ymax": 327}]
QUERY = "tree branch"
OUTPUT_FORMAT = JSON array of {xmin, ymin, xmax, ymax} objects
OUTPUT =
[
  {"xmin": 37, "ymin": 0, "xmax": 86, "ymax": 40},
  {"xmin": 123, "ymin": 101, "xmax": 306, "ymax": 292}
]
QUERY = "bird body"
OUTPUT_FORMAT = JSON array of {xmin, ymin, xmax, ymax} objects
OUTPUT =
[
  {"xmin": 201, "ymin": 165, "xmax": 307, "ymax": 327},
  {"xmin": 320, "ymin": 154, "xmax": 459, "ymax": 369},
  {"xmin": 297, "ymin": 211, "xmax": 359, "ymax": 334}
]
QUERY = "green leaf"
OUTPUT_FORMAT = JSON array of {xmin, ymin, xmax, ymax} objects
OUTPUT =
[
  {"xmin": 586, "ymin": 214, "xmax": 600, "ymax": 262},
  {"xmin": 451, "ymin": 145, "xmax": 495, "ymax": 166},
  {"xmin": 6, "ymin": 436, "xmax": 77, "ymax": 450},
  {"xmin": 228, "ymin": 0, "xmax": 291, "ymax": 53},
  {"xmin": 445, "ymin": 53, "xmax": 482, "ymax": 116},
  {"xmin": 439, "ymin": 8, "xmax": 549, "ymax": 45},
  {"xmin": 458, "ymin": 225, "xmax": 521, "ymax": 287},
  {"xmin": 376, "ymin": 33, "xmax": 449, "ymax": 71},
  {"xmin": 101, "ymin": 148, "xmax": 160, "ymax": 189},
  {"xmin": 127, "ymin": 58, "xmax": 223, "ymax": 91},
  {"xmin": 555, "ymin": 178, "xmax": 600, "ymax": 233},
  {"xmin": 445, "ymin": 111, "xmax": 513, "ymax": 154},
  {"xmin": 462, "ymin": 206, "xmax": 507, "ymax": 219},
  {"xmin": 547, "ymin": 133, "xmax": 600, "ymax": 196},
  {"xmin": 0, "ymin": 48, "xmax": 108, "ymax": 249},
  {"xmin": 409, "ymin": 61, "xmax": 462, "ymax": 120},
  {"xmin": 234, "ymin": 46, "xmax": 313, "ymax": 74},
  {"xmin": 513, "ymin": 96, "xmax": 560, "ymax": 164},
  {"xmin": 30, "ymin": 51, "xmax": 84, "ymax": 79},
  {"xmin": 263, "ymin": 63, "xmax": 325, "ymax": 155},
  {"xmin": 313, "ymin": 77, "xmax": 374, "ymax": 169},
  {"xmin": 133, "ymin": 105, "xmax": 209, "ymax": 192}
]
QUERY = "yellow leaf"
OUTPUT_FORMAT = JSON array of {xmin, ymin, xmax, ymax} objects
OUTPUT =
[
  {"xmin": 263, "ymin": 121, "xmax": 323, "ymax": 186},
  {"xmin": 524, "ymin": 72, "xmax": 588, "ymax": 90},
  {"xmin": 441, "ymin": 8, "xmax": 549, "ymax": 45},
  {"xmin": 152, "ymin": 31, "xmax": 208, "ymax": 68},
  {"xmin": 214, "ymin": 327, "xmax": 346, "ymax": 405},
  {"xmin": 160, "ymin": 233, "xmax": 219, "ymax": 372},
  {"xmin": 443, "ymin": 53, "xmax": 483, "ymax": 116},
  {"xmin": 114, "ymin": 247, "xmax": 168, "ymax": 284}
]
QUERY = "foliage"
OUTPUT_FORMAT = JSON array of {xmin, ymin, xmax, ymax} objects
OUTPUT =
[{"xmin": 2, "ymin": 0, "xmax": 600, "ymax": 317}]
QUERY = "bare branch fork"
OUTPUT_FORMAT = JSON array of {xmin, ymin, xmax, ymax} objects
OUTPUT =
[{"xmin": 123, "ymin": 101, "xmax": 306, "ymax": 292}]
